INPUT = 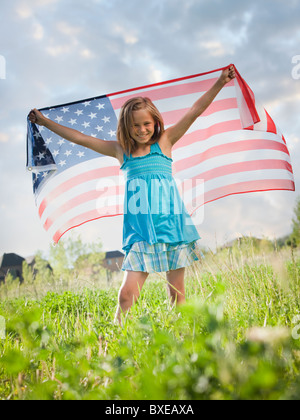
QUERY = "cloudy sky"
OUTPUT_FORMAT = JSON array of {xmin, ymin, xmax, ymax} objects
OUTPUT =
[{"xmin": 0, "ymin": 0, "xmax": 299, "ymax": 258}]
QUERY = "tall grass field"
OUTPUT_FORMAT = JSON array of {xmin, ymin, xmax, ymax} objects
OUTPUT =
[{"xmin": 0, "ymin": 238, "xmax": 300, "ymax": 400}]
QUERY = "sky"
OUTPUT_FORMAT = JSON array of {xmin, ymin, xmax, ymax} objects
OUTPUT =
[{"xmin": 0, "ymin": 0, "xmax": 300, "ymax": 258}]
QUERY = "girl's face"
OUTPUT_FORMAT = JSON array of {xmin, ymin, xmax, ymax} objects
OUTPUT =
[{"xmin": 129, "ymin": 109, "xmax": 156, "ymax": 146}]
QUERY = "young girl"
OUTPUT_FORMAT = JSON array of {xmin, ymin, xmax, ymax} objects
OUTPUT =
[{"xmin": 29, "ymin": 65, "xmax": 236, "ymax": 323}]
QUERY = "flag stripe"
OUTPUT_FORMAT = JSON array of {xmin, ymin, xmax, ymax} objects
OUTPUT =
[
  {"xmin": 200, "ymin": 179, "xmax": 295, "ymax": 207},
  {"xmin": 38, "ymin": 165, "xmax": 120, "ymax": 218},
  {"xmin": 174, "ymin": 139, "xmax": 290, "ymax": 173},
  {"xmin": 192, "ymin": 159, "xmax": 293, "ymax": 184},
  {"xmin": 48, "ymin": 194, "xmax": 124, "ymax": 238},
  {"xmin": 233, "ymin": 66, "xmax": 260, "ymax": 124},
  {"xmin": 53, "ymin": 205, "xmax": 124, "ymax": 244},
  {"xmin": 265, "ymin": 109, "xmax": 277, "ymax": 134},
  {"xmin": 107, "ymin": 66, "xmax": 228, "ymax": 98},
  {"xmin": 161, "ymin": 97, "xmax": 238, "ymax": 125},
  {"xmin": 173, "ymin": 120, "xmax": 243, "ymax": 149},
  {"xmin": 109, "ymin": 77, "xmax": 225, "ymax": 109},
  {"xmin": 43, "ymin": 186, "xmax": 124, "ymax": 231}
]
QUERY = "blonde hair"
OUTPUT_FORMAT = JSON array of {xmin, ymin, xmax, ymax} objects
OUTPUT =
[{"xmin": 117, "ymin": 97, "xmax": 165, "ymax": 156}]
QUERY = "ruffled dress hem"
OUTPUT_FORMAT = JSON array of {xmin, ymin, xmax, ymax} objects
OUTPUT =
[{"xmin": 121, "ymin": 240, "xmax": 202, "ymax": 273}]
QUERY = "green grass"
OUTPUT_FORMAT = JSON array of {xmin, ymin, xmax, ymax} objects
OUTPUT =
[{"xmin": 0, "ymin": 245, "xmax": 300, "ymax": 400}]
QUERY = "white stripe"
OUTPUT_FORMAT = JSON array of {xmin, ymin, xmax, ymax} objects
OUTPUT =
[
  {"xmin": 113, "ymin": 84, "xmax": 236, "ymax": 118},
  {"xmin": 181, "ymin": 168, "xmax": 294, "ymax": 213},
  {"xmin": 47, "ymin": 194, "xmax": 124, "ymax": 238},
  {"xmin": 174, "ymin": 149, "xmax": 292, "ymax": 182},
  {"xmin": 197, "ymin": 169, "xmax": 293, "ymax": 194},
  {"xmin": 164, "ymin": 108, "xmax": 240, "ymax": 133},
  {"xmin": 172, "ymin": 130, "xmax": 289, "ymax": 163},
  {"xmin": 110, "ymin": 71, "xmax": 223, "ymax": 103},
  {"xmin": 155, "ymin": 85, "xmax": 236, "ymax": 114},
  {"xmin": 40, "ymin": 175, "xmax": 124, "ymax": 225},
  {"xmin": 252, "ymin": 101, "xmax": 268, "ymax": 131},
  {"xmin": 36, "ymin": 156, "xmax": 119, "ymax": 207},
  {"xmin": 234, "ymin": 78, "xmax": 254, "ymax": 128}
]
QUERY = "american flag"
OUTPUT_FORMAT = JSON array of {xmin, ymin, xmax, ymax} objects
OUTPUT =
[{"xmin": 27, "ymin": 65, "xmax": 295, "ymax": 243}]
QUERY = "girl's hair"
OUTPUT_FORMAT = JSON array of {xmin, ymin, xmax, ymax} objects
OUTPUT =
[{"xmin": 117, "ymin": 97, "xmax": 165, "ymax": 155}]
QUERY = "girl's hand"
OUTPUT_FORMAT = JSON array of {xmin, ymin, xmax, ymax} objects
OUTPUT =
[
  {"xmin": 220, "ymin": 65, "xmax": 236, "ymax": 85},
  {"xmin": 28, "ymin": 108, "xmax": 47, "ymax": 126}
]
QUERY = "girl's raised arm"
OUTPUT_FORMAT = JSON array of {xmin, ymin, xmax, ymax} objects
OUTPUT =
[
  {"xmin": 163, "ymin": 66, "xmax": 236, "ymax": 148},
  {"xmin": 28, "ymin": 108, "xmax": 123, "ymax": 163}
]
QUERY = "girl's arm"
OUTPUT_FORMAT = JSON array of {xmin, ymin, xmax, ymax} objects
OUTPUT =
[
  {"xmin": 163, "ymin": 65, "xmax": 236, "ymax": 147},
  {"xmin": 28, "ymin": 109, "xmax": 124, "ymax": 162}
]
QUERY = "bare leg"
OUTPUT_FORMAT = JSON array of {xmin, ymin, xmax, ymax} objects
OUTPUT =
[
  {"xmin": 114, "ymin": 270, "xmax": 148, "ymax": 324},
  {"xmin": 166, "ymin": 267, "xmax": 186, "ymax": 306}
]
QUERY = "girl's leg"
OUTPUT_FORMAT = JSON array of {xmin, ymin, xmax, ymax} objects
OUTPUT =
[
  {"xmin": 166, "ymin": 267, "xmax": 186, "ymax": 306},
  {"xmin": 114, "ymin": 270, "xmax": 149, "ymax": 324}
]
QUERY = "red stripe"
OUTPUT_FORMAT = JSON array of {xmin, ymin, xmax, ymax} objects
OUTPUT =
[
  {"xmin": 265, "ymin": 109, "xmax": 277, "ymax": 134},
  {"xmin": 52, "ymin": 205, "xmax": 124, "ymax": 243},
  {"xmin": 107, "ymin": 65, "xmax": 229, "ymax": 99},
  {"xmin": 161, "ymin": 98, "xmax": 238, "ymax": 126},
  {"xmin": 43, "ymin": 185, "xmax": 125, "ymax": 231},
  {"xmin": 233, "ymin": 65, "xmax": 260, "ymax": 125},
  {"xmin": 110, "ymin": 78, "xmax": 234, "ymax": 110},
  {"xmin": 185, "ymin": 179, "xmax": 295, "ymax": 214},
  {"xmin": 173, "ymin": 140, "xmax": 290, "ymax": 174},
  {"xmin": 177, "ymin": 160, "xmax": 294, "ymax": 201},
  {"xmin": 203, "ymin": 179, "xmax": 295, "ymax": 206},
  {"xmin": 172, "ymin": 119, "xmax": 242, "ymax": 151},
  {"xmin": 38, "ymin": 165, "xmax": 120, "ymax": 218},
  {"xmin": 282, "ymin": 135, "xmax": 287, "ymax": 146},
  {"xmin": 188, "ymin": 159, "xmax": 293, "ymax": 184}
]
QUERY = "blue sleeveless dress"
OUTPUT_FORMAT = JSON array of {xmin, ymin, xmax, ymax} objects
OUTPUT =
[{"xmin": 120, "ymin": 142, "xmax": 201, "ymax": 273}]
